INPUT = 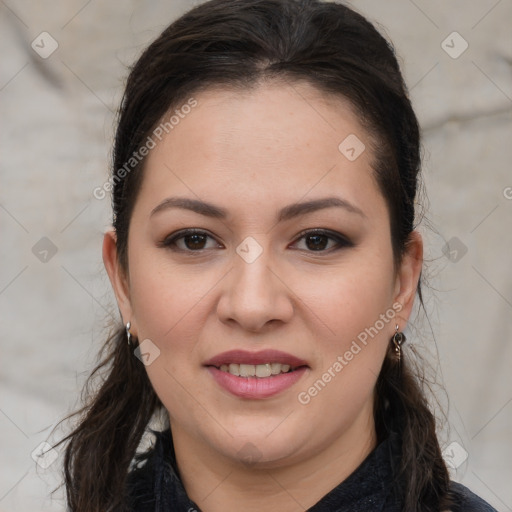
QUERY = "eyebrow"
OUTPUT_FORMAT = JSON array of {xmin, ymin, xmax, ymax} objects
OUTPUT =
[{"xmin": 150, "ymin": 196, "xmax": 366, "ymax": 221}]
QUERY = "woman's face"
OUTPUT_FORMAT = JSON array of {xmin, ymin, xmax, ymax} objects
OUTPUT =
[{"xmin": 105, "ymin": 81, "xmax": 421, "ymax": 468}]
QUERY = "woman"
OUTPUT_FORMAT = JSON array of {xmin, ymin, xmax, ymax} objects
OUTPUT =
[{"xmin": 59, "ymin": 0, "xmax": 497, "ymax": 510}]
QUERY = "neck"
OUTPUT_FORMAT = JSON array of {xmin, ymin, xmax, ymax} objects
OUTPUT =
[{"xmin": 171, "ymin": 405, "xmax": 378, "ymax": 512}]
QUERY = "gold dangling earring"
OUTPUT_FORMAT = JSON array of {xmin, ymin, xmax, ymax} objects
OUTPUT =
[{"xmin": 392, "ymin": 324, "xmax": 406, "ymax": 363}]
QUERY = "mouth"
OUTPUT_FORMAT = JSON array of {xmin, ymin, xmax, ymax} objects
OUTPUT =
[
  {"xmin": 203, "ymin": 349, "xmax": 309, "ymax": 399},
  {"xmin": 203, "ymin": 349, "xmax": 309, "ymax": 374}
]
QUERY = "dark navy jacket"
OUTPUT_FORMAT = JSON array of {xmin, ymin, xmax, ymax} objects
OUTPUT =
[{"xmin": 126, "ymin": 429, "xmax": 497, "ymax": 511}]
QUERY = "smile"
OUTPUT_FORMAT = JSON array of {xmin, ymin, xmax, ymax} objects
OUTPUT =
[
  {"xmin": 218, "ymin": 362, "xmax": 296, "ymax": 378},
  {"xmin": 203, "ymin": 350, "xmax": 309, "ymax": 399}
]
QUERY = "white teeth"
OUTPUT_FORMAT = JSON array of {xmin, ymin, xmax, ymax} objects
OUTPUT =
[
  {"xmin": 271, "ymin": 363, "xmax": 282, "ymax": 375},
  {"xmin": 219, "ymin": 363, "xmax": 294, "ymax": 377},
  {"xmin": 256, "ymin": 363, "xmax": 272, "ymax": 378},
  {"xmin": 239, "ymin": 364, "xmax": 255, "ymax": 377},
  {"xmin": 228, "ymin": 363, "xmax": 240, "ymax": 376}
]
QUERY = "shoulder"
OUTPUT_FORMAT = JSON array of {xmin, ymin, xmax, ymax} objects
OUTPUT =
[{"xmin": 446, "ymin": 481, "xmax": 498, "ymax": 512}]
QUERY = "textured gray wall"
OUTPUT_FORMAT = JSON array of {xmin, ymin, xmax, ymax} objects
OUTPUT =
[{"xmin": 1, "ymin": 1, "xmax": 511, "ymax": 510}]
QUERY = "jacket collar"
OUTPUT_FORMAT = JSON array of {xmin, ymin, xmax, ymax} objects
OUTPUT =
[{"xmin": 128, "ymin": 429, "xmax": 402, "ymax": 511}]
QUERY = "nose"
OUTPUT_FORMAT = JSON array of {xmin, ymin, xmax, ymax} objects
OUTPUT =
[{"xmin": 216, "ymin": 243, "xmax": 294, "ymax": 333}]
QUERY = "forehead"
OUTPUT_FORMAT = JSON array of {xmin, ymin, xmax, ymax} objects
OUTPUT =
[
  {"xmin": 134, "ymin": 81, "xmax": 385, "ymax": 223},
  {"xmin": 158, "ymin": 81, "xmax": 366, "ymax": 166}
]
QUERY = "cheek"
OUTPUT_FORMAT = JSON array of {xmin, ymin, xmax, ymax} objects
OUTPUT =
[
  {"xmin": 126, "ymin": 246, "xmax": 218, "ymax": 395},
  {"xmin": 292, "ymin": 251, "xmax": 396, "ymax": 409},
  {"xmin": 128, "ymin": 244, "xmax": 214, "ymax": 341},
  {"xmin": 292, "ymin": 254, "xmax": 396, "ymax": 345},
  {"xmin": 294, "ymin": 305, "xmax": 392, "ymax": 439},
  {"xmin": 128, "ymin": 261, "xmax": 214, "ymax": 425}
]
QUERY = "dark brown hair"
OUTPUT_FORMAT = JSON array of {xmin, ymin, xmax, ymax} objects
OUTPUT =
[{"xmin": 57, "ymin": 1, "xmax": 452, "ymax": 510}]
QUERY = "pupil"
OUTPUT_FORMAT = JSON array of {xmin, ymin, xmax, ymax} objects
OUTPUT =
[
  {"xmin": 307, "ymin": 234, "xmax": 327, "ymax": 251},
  {"xmin": 186, "ymin": 234, "xmax": 206, "ymax": 250}
]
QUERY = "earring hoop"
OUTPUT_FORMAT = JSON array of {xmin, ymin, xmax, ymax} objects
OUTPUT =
[{"xmin": 392, "ymin": 324, "xmax": 406, "ymax": 362}]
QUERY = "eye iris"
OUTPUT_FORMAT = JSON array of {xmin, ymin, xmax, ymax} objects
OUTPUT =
[
  {"xmin": 185, "ymin": 233, "xmax": 207, "ymax": 250},
  {"xmin": 306, "ymin": 234, "xmax": 328, "ymax": 251}
]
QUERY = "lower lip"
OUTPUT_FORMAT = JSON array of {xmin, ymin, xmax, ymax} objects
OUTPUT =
[{"xmin": 207, "ymin": 366, "xmax": 308, "ymax": 399}]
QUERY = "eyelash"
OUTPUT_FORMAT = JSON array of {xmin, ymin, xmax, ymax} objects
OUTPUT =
[{"xmin": 159, "ymin": 228, "xmax": 353, "ymax": 254}]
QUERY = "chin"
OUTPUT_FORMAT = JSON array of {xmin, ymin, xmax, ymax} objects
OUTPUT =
[
  {"xmin": 232, "ymin": 441, "xmax": 300, "ymax": 469},
  {"xmin": 211, "ymin": 424, "xmax": 306, "ymax": 468}
]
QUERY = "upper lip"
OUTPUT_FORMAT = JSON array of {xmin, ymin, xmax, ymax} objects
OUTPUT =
[{"xmin": 203, "ymin": 349, "xmax": 309, "ymax": 369}]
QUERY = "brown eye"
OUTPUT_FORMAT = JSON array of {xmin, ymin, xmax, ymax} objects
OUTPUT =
[
  {"xmin": 304, "ymin": 233, "xmax": 330, "ymax": 251},
  {"xmin": 161, "ymin": 229, "xmax": 221, "ymax": 252},
  {"xmin": 182, "ymin": 233, "xmax": 208, "ymax": 250},
  {"xmin": 292, "ymin": 229, "xmax": 352, "ymax": 253}
]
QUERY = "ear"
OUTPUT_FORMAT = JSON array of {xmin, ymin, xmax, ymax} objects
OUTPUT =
[
  {"xmin": 102, "ymin": 229, "xmax": 134, "ymax": 329},
  {"xmin": 393, "ymin": 230, "xmax": 423, "ymax": 326}
]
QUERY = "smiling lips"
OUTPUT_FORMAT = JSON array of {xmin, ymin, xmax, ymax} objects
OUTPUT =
[{"xmin": 204, "ymin": 349, "xmax": 309, "ymax": 399}]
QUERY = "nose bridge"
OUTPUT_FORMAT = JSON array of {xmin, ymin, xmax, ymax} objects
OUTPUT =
[
  {"xmin": 217, "ymin": 236, "xmax": 293, "ymax": 330},
  {"xmin": 236, "ymin": 247, "xmax": 272, "ymax": 293},
  {"xmin": 233, "ymin": 236, "xmax": 277, "ymax": 302}
]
